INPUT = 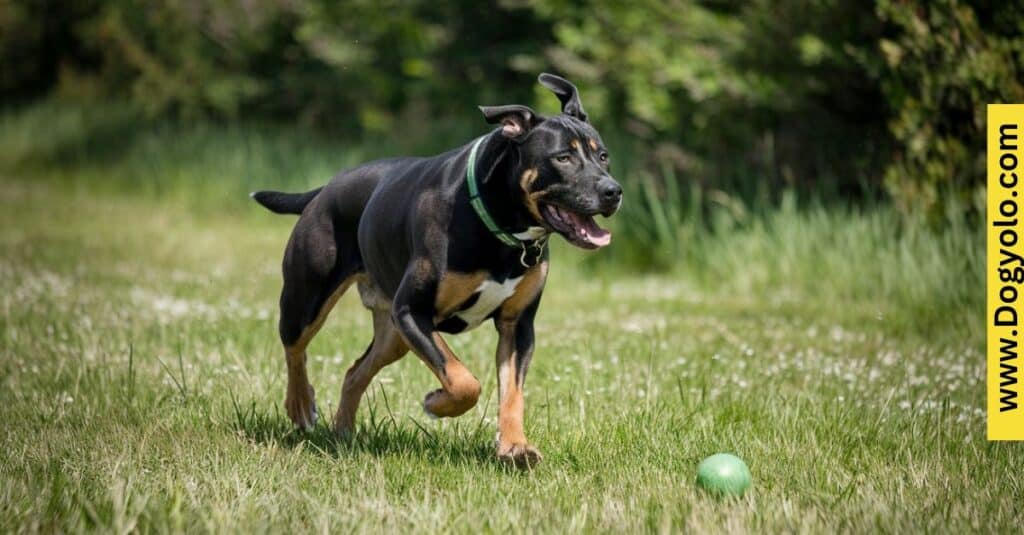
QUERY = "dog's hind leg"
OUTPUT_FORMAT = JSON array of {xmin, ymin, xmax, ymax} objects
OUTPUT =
[
  {"xmin": 333, "ymin": 283, "xmax": 409, "ymax": 435},
  {"xmin": 277, "ymin": 211, "xmax": 361, "ymax": 431}
]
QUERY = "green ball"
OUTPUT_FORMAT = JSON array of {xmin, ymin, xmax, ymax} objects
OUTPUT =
[{"xmin": 696, "ymin": 453, "xmax": 751, "ymax": 497}]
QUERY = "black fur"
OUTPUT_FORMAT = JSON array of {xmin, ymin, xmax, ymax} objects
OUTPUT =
[
  {"xmin": 251, "ymin": 187, "xmax": 324, "ymax": 215},
  {"xmin": 254, "ymin": 73, "xmax": 622, "ymax": 452}
]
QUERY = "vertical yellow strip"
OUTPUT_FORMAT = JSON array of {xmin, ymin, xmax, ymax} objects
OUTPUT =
[{"xmin": 988, "ymin": 104, "xmax": 1024, "ymax": 440}]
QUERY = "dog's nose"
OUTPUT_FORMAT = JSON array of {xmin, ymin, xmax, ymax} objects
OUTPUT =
[{"xmin": 599, "ymin": 179, "xmax": 623, "ymax": 203}]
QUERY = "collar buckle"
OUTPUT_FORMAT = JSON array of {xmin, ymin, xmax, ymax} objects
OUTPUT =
[{"xmin": 519, "ymin": 234, "xmax": 550, "ymax": 268}]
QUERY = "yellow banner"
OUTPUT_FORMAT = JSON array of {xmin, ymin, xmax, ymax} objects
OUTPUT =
[{"xmin": 988, "ymin": 104, "xmax": 1024, "ymax": 440}]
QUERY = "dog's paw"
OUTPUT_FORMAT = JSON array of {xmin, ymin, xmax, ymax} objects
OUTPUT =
[
  {"xmin": 332, "ymin": 406, "xmax": 357, "ymax": 437},
  {"xmin": 332, "ymin": 420, "xmax": 355, "ymax": 440},
  {"xmin": 422, "ymin": 382, "xmax": 480, "ymax": 418},
  {"xmin": 497, "ymin": 442, "xmax": 543, "ymax": 470},
  {"xmin": 422, "ymin": 389, "xmax": 442, "ymax": 420},
  {"xmin": 284, "ymin": 385, "xmax": 318, "ymax": 431}
]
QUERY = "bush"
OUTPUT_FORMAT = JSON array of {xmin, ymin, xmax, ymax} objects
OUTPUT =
[
  {"xmin": 876, "ymin": 0, "xmax": 1024, "ymax": 219},
  {"xmin": 2, "ymin": 0, "xmax": 1020, "ymax": 220}
]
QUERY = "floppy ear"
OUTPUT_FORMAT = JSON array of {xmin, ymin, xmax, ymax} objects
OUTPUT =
[
  {"xmin": 478, "ymin": 104, "xmax": 541, "ymax": 139},
  {"xmin": 538, "ymin": 73, "xmax": 588, "ymax": 122}
]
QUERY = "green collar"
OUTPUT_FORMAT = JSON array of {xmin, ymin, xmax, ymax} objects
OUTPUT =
[{"xmin": 466, "ymin": 136, "xmax": 530, "ymax": 247}]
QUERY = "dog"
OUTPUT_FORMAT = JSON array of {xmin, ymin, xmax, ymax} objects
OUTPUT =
[{"xmin": 252, "ymin": 73, "xmax": 621, "ymax": 468}]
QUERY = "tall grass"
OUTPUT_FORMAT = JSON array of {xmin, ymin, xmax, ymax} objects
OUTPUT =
[
  {"xmin": 0, "ymin": 102, "xmax": 358, "ymax": 211},
  {"xmin": 606, "ymin": 170, "xmax": 982, "ymax": 337},
  {"xmin": 0, "ymin": 101, "xmax": 982, "ymax": 338}
]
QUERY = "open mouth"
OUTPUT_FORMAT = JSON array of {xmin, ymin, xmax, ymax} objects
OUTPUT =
[{"xmin": 540, "ymin": 203, "xmax": 612, "ymax": 249}]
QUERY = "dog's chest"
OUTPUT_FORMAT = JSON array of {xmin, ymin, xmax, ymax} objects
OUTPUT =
[
  {"xmin": 436, "ymin": 275, "xmax": 523, "ymax": 333},
  {"xmin": 460, "ymin": 276, "xmax": 523, "ymax": 324}
]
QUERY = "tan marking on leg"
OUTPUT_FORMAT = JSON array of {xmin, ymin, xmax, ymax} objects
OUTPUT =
[
  {"xmin": 434, "ymin": 271, "xmax": 488, "ymax": 320},
  {"xmin": 492, "ymin": 262, "xmax": 548, "ymax": 467},
  {"xmin": 495, "ymin": 321, "xmax": 526, "ymax": 444},
  {"xmin": 333, "ymin": 307, "xmax": 408, "ymax": 435},
  {"xmin": 494, "ymin": 320, "xmax": 541, "ymax": 468},
  {"xmin": 283, "ymin": 352, "xmax": 317, "ymax": 430},
  {"xmin": 421, "ymin": 332, "xmax": 481, "ymax": 417},
  {"xmin": 497, "ymin": 381, "xmax": 527, "ymax": 444},
  {"xmin": 588, "ymin": 138, "xmax": 598, "ymax": 151},
  {"xmin": 500, "ymin": 261, "xmax": 548, "ymax": 321},
  {"xmin": 284, "ymin": 274, "xmax": 361, "ymax": 430},
  {"xmin": 291, "ymin": 275, "xmax": 363, "ymax": 352}
]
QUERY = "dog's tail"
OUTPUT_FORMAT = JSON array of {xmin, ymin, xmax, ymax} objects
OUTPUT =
[{"xmin": 250, "ymin": 187, "xmax": 323, "ymax": 215}]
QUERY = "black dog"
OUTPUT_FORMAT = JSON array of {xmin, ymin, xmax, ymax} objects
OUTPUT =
[{"xmin": 252, "ymin": 73, "xmax": 621, "ymax": 467}]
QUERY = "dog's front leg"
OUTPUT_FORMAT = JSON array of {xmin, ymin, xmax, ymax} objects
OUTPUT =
[
  {"xmin": 392, "ymin": 272, "xmax": 482, "ymax": 419},
  {"xmin": 494, "ymin": 296, "xmax": 543, "ymax": 469}
]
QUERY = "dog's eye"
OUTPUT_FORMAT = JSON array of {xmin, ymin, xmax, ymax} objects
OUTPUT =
[
  {"xmin": 555, "ymin": 154, "xmax": 572, "ymax": 164},
  {"xmin": 599, "ymin": 152, "xmax": 609, "ymax": 163}
]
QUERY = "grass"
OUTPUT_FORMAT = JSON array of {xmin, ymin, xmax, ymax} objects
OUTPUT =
[{"xmin": 0, "ymin": 103, "xmax": 1013, "ymax": 533}]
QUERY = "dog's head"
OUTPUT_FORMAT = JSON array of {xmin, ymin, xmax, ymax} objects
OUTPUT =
[{"xmin": 479, "ymin": 73, "xmax": 622, "ymax": 250}]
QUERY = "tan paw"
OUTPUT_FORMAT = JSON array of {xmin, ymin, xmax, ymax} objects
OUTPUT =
[
  {"xmin": 423, "ymin": 385, "xmax": 480, "ymax": 419},
  {"xmin": 284, "ymin": 384, "xmax": 318, "ymax": 431},
  {"xmin": 422, "ymin": 389, "xmax": 444, "ymax": 419},
  {"xmin": 497, "ymin": 442, "xmax": 543, "ymax": 470}
]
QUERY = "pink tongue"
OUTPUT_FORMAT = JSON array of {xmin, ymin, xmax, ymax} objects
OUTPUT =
[{"xmin": 563, "ymin": 210, "xmax": 612, "ymax": 247}]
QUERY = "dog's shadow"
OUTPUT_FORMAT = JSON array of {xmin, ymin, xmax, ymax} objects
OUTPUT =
[{"xmin": 228, "ymin": 392, "xmax": 507, "ymax": 470}]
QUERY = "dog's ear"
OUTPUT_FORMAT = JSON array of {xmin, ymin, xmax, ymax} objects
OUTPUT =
[
  {"xmin": 478, "ymin": 104, "xmax": 541, "ymax": 139},
  {"xmin": 538, "ymin": 73, "xmax": 588, "ymax": 122}
]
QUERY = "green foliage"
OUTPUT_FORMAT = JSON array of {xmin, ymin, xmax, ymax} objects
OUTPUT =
[
  {"xmin": 529, "ymin": 0, "xmax": 744, "ymax": 131},
  {"xmin": 876, "ymin": 0, "xmax": 1024, "ymax": 218},
  {"xmin": 1, "ymin": 1, "xmax": 1020, "ymax": 218},
  {"xmin": 532, "ymin": 0, "xmax": 1023, "ymax": 215},
  {"xmin": 530, "ymin": 0, "xmax": 892, "ymax": 200},
  {"xmin": 7, "ymin": 0, "xmax": 550, "ymax": 132}
]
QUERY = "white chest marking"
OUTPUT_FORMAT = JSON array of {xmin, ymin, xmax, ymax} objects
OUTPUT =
[{"xmin": 454, "ymin": 276, "xmax": 523, "ymax": 329}]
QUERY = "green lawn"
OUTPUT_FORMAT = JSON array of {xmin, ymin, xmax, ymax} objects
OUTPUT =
[{"xmin": 0, "ymin": 177, "xmax": 1015, "ymax": 533}]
